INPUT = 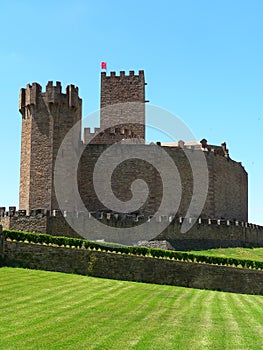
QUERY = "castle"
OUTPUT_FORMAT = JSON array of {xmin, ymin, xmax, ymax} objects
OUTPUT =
[{"xmin": 1, "ymin": 70, "xmax": 262, "ymax": 249}]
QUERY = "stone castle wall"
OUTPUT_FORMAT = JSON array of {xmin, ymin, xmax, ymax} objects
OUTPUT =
[
  {"xmin": 205, "ymin": 151, "xmax": 248, "ymax": 221},
  {"xmin": 78, "ymin": 143, "xmax": 247, "ymax": 221},
  {"xmin": 1, "ymin": 236, "xmax": 262, "ymax": 295},
  {"xmin": 0, "ymin": 209, "xmax": 262, "ymax": 250},
  {"xmin": 13, "ymin": 70, "xmax": 249, "ymax": 243},
  {"xmin": 17, "ymin": 72, "xmax": 248, "ymax": 223}
]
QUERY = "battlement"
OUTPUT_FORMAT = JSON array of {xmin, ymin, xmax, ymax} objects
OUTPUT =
[
  {"xmin": 83, "ymin": 125, "xmax": 144, "ymax": 144},
  {"xmin": 161, "ymin": 139, "xmax": 232, "ymax": 160},
  {"xmin": 19, "ymin": 81, "xmax": 81, "ymax": 117},
  {"xmin": 0, "ymin": 206, "xmax": 260, "ymax": 230},
  {"xmin": 19, "ymin": 82, "xmax": 41, "ymax": 115},
  {"xmin": 101, "ymin": 70, "xmax": 145, "ymax": 79},
  {"xmin": 83, "ymin": 127, "xmax": 102, "ymax": 143},
  {"xmin": 0, "ymin": 205, "xmax": 262, "ymax": 249}
]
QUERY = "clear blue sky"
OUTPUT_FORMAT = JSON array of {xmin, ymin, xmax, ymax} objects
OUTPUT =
[{"xmin": 0, "ymin": 0, "xmax": 262, "ymax": 224}]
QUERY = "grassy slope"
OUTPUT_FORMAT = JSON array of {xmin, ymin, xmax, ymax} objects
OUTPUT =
[
  {"xmin": 0, "ymin": 267, "xmax": 262, "ymax": 350},
  {"xmin": 188, "ymin": 247, "xmax": 263, "ymax": 262}
]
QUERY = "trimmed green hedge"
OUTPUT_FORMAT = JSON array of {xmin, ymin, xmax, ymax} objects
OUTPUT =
[{"xmin": 2, "ymin": 229, "xmax": 263, "ymax": 271}]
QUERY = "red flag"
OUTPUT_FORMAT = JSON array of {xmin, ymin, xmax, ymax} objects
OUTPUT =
[{"xmin": 101, "ymin": 62, "xmax": 107, "ymax": 70}]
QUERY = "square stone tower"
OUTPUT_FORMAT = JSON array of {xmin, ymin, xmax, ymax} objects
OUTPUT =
[
  {"xmin": 100, "ymin": 70, "xmax": 146, "ymax": 140},
  {"xmin": 83, "ymin": 70, "xmax": 147, "ymax": 144}
]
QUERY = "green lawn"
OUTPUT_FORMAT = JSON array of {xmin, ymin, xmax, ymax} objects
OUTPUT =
[
  {"xmin": 0, "ymin": 268, "xmax": 262, "ymax": 350},
  {"xmin": 188, "ymin": 247, "xmax": 263, "ymax": 262}
]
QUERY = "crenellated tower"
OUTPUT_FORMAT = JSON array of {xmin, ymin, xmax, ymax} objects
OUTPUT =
[
  {"xmin": 84, "ymin": 70, "xmax": 147, "ymax": 144},
  {"xmin": 19, "ymin": 81, "xmax": 82, "ymax": 212}
]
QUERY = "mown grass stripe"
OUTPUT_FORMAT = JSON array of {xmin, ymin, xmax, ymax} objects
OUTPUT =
[
  {"xmin": 123, "ymin": 288, "xmax": 202, "ymax": 350},
  {"xmin": 220, "ymin": 293, "xmax": 245, "ymax": 349},
  {"xmin": 228, "ymin": 293, "xmax": 263, "ymax": 348},
  {"xmin": 190, "ymin": 291, "xmax": 215, "ymax": 348},
  {"xmin": 23, "ymin": 283, "xmax": 165, "ymax": 349},
  {"xmin": 0, "ymin": 267, "xmax": 262, "ymax": 350},
  {"xmin": 1, "ymin": 280, "xmax": 132, "ymax": 343}
]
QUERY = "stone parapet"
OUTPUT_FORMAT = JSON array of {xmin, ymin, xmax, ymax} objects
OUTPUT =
[
  {"xmin": 0, "ymin": 207, "xmax": 262, "ymax": 250},
  {"xmin": 1, "ymin": 238, "xmax": 262, "ymax": 295}
]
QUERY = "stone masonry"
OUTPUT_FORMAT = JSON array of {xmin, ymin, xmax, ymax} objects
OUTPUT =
[
  {"xmin": 19, "ymin": 82, "xmax": 82, "ymax": 212},
  {"xmin": 0, "ymin": 69, "xmax": 249, "ymax": 241},
  {"xmin": 1, "ymin": 236, "xmax": 262, "ymax": 295},
  {"xmin": 84, "ymin": 70, "xmax": 146, "ymax": 144}
]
